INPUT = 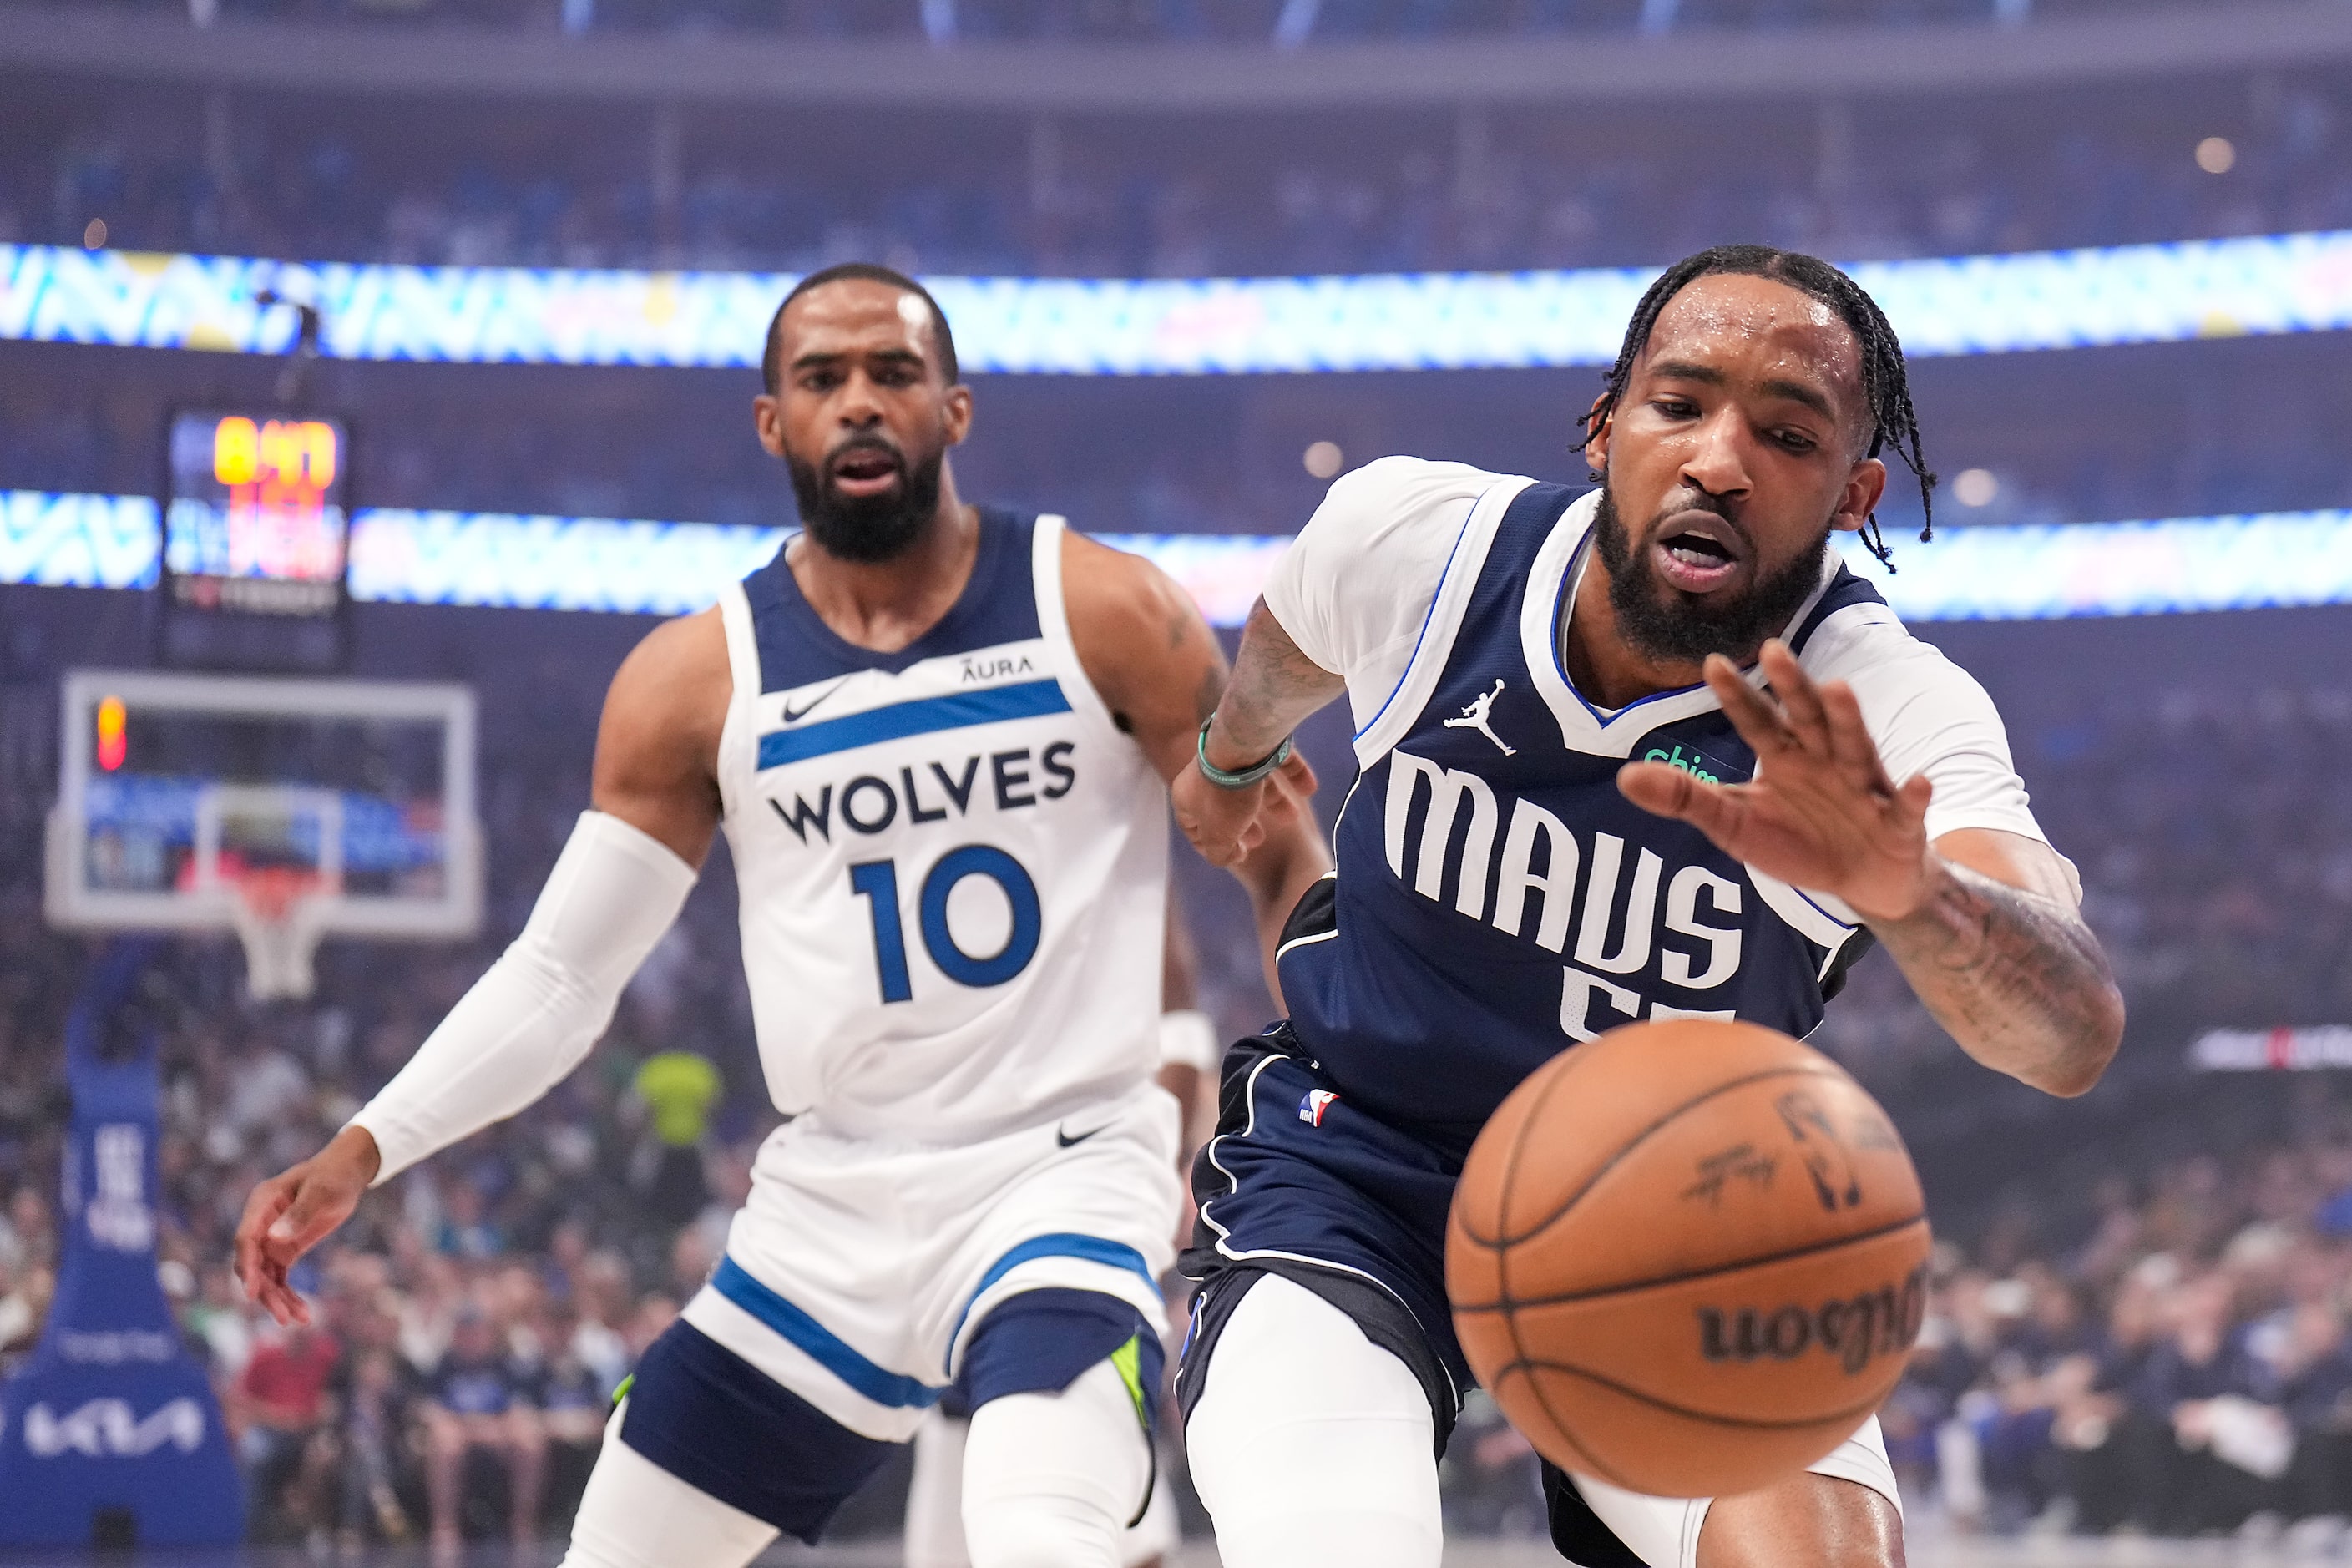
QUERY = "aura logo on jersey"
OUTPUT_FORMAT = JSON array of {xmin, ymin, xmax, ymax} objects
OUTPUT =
[
  {"xmin": 1383, "ymin": 748, "xmax": 1745, "ymax": 1039},
  {"xmin": 768, "ymin": 741, "xmax": 1079, "ymax": 844}
]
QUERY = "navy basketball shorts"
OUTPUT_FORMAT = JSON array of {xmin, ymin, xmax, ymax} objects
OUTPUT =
[
  {"xmin": 622, "ymin": 1287, "xmax": 1164, "ymax": 1543},
  {"xmin": 1176, "ymin": 1027, "xmax": 1901, "ymax": 1568},
  {"xmin": 1176, "ymin": 1027, "xmax": 1470, "ymax": 1443}
]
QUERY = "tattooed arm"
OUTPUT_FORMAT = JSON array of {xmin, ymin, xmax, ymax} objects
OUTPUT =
[
  {"xmin": 1171, "ymin": 596, "xmax": 1347, "ymax": 871},
  {"xmin": 1621, "ymin": 640, "xmax": 2122, "ymax": 1099},
  {"xmin": 1866, "ymin": 831, "xmax": 2120, "ymax": 1096},
  {"xmin": 1065, "ymin": 539, "xmax": 1331, "ymax": 1002}
]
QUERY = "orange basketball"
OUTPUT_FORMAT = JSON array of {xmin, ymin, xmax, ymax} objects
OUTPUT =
[{"xmin": 1446, "ymin": 1018, "xmax": 1930, "ymax": 1500}]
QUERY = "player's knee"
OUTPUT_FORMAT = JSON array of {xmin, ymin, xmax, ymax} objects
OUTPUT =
[
  {"xmin": 964, "ymin": 1491, "xmax": 1121, "ymax": 1568},
  {"xmin": 1695, "ymin": 1474, "xmax": 1904, "ymax": 1568},
  {"xmin": 963, "ymin": 1362, "xmax": 1151, "ymax": 1568},
  {"xmin": 1184, "ymin": 1276, "xmax": 1443, "ymax": 1568}
]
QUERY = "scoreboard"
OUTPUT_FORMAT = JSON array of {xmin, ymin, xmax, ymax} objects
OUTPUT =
[
  {"xmin": 158, "ymin": 409, "xmax": 352, "ymax": 670},
  {"xmin": 163, "ymin": 410, "xmax": 350, "ymax": 617}
]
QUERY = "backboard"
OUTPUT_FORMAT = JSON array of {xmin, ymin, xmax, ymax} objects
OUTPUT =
[{"xmin": 45, "ymin": 670, "xmax": 482, "ymax": 999}]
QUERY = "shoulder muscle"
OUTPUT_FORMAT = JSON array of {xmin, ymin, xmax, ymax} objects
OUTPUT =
[
  {"xmin": 590, "ymin": 607, "xmax": 731, "ymax": 866},
  {"xmin": 1061, "ymin": 529, "xmax": 1224, "ymax": 783}
]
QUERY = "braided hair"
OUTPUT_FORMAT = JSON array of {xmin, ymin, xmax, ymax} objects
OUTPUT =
[{"xmin": 1574, "ymin": 244, "xmax": 1935, "ymax": 571}]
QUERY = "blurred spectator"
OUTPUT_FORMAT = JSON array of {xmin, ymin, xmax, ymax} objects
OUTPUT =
[
  {"xmin": 336, "ymin": 1346, "xmax": 423, "ymax": 1546},
  {"xmin": 630, "ymin": 1048, "xmax": 719, "ymax": 1228},
  {"xmin": 421, "ymin": 1307, "xmax": 545, "ymax": 1553},
  {"xmin": 228, "ymin": 1318, "xmax": 346, "ymax": 1540},
  {"xmin": 6, "ymin": 67, "xmax": 2348, "ymax": 282}
]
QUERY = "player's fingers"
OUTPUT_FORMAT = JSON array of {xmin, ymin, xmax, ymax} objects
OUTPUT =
[
  {"xmin": 1817, "ymin": 679, "xmax": 1898, "ymax": 796},
  {"xmin": 1703, "ymin": 656, "xmax": 1794, "ymax": 756},
  {"xmin": 233, "ymin": 1177, "xmax": 294, "ymax": 1300},
  {"xmin": 1894, "ymin": 771, "xmax": 1935, "ymax": 827},
  {"xmin": 260, "ymin": 1271, "xmax": 310, "ymax": 1328},
  {"xmin": 1617, "ymin": 761, "xmax": 1748, "ymax": 843},
  {"xmin": 1759, "ymin": 641, "xmax": 1834, "ymax": 756},
  {"xmin": 268, "ymin": 1176, "xmax": 346, "ymax": 1256},
  {"xmin": 1277, "ymin": 749, "xmax": 1318, "ymax": 802}
]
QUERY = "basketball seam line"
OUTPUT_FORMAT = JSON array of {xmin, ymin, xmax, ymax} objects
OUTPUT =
[
  {"xmin": 1467, "ymin": 1064, "xmax": 1847, "ymax": 1249},
  {"xmin": 1493, "ymin": 1361, "xmax": 1635, "ymax": 1491},
  {"xmin": 1453, "ymin": 1211, "xmax": 1930, "ymax": 1313},
  {"xmin": 1479, "ymin": 1028, "xmax": 1601, "ymax": 1252},
  {"xmin": 1495, "ymin": 1354, "xmax": 1895, "ymax": 1433},
  {"xmin": 1488, "ymin": 1055, "xmax": 1637, "ymax": 1490},
  {"xmin": 1483, "ymin": 1026, "xmax": 1600, "ymax": 1346},
  {"xmin": 1495, "ymin": 1053, "xmax": 1646, "ymax": 1485}
]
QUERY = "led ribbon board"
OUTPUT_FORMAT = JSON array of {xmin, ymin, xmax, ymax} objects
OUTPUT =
[
  {"xmin": 9, "ymin": 490, "xmax": 2352, "ymax": 625},
  {"xmin": 7, "ymin": 230, "xmax": 2352, "ymax": 372}
]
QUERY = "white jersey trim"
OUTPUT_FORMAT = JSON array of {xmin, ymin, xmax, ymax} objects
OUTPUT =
[
  {"xmin": 715, "ymin": 581, "xmax": 761, "ymax": 823},
  {"xmin": 1352, "ymin": 476, "xmax": 1532, "ymax": 770},
  {"xmin": 1031, "ymin": 514, "xmax": 1124, "ymax": 737}
]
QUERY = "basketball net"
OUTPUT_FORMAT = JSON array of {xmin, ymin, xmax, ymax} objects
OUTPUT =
[{"xmin": 225, "ymin": 867, "xmax": 331, "ymax": 1002}]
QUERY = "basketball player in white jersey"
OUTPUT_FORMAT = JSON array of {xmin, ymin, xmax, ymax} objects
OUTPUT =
[
  {"xmin": 234, "ymin": 263, "xmax": 1327, "ymax": 1568},
  {"xmin": 1172, "ymin": 248, "xmax": 2123, "ymax": 1568}
]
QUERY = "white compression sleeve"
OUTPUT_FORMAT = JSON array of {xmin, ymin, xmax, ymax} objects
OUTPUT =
[
  {"xmin": 1186, "ymin": 1274, "xmax": 1443, "ymax": 1568},
  {"xmin": 348, "ymin": 810, "xmax": 697, "ymax": 1184}
]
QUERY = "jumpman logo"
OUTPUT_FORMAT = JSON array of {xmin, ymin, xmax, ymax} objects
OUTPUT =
[{"xmin": 1444, "ymin": 678, "xmax": 1517, "ymax": 756}]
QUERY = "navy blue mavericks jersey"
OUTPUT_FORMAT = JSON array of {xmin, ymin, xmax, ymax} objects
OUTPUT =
[{"xmin": 1276, "ymin": 478, "xmax": 1883, "ymax": 1163}]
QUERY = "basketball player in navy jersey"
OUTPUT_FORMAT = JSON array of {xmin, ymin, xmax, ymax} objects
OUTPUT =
[
  {"xmin": 1172, "ymin": 246, "xmax": 2124, "ymax": 1568},
  {"xmin": 236, "ymin": 264, "xmax": 1326, "ymax": 1568}
]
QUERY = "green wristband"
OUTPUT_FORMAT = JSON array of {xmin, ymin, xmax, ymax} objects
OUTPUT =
[{"xmin": 1196, "ymin": 716, "xmax": 1294, "ymax": 789}]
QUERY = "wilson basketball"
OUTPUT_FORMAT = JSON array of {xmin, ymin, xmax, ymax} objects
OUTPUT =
[{"xmin": 1447, "ymin": 1018, "xmax": 1930, "ymax": 1499}]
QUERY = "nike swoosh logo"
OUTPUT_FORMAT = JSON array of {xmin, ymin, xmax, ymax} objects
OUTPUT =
[
  {"xmin": 1055, "ymin": 1126, "xmax": 1105, "ymax": 1148},
  {"xmin": 781, "ymin": 677, "xmax": 852, "ymax": 723}
]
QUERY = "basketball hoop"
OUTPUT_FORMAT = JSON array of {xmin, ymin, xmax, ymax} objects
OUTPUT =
[
  {"xmin": 45, "ymin": 671, "xmax": 483, "ymax": 996},
  {"xmin": 225, "ymin": 866, "xmax": 334, "ymax": 1002}
]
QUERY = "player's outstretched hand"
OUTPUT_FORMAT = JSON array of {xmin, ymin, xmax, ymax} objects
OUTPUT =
[
  {"xmin": 1617, "ymin": 640, "xmax": 1934, "ymax": 924},
  {"xmin": 233, "ymin": 1125, "xmax": 381, "ymax": 1326},
  {"xmin": 1174, "ymin": 749, "xmax": 1314, "ymax": 869}
]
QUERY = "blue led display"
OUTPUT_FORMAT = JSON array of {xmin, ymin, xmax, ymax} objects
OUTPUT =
[
  {"xmin": 8, "ymin": 490, "xmax": 2351, "ymax": 625},
  {"xmin": 8, "ymin": 230, "xmax": 2351, "ymax": 374}
]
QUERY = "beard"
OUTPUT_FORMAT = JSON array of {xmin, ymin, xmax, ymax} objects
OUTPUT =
[
  {"xmin": 787, "ymin": 436, "xmax": 944, "ymax": 564},
  {"xmin": 1591, "ymin": 479, "xmax": 1831, "ymax": 668}
]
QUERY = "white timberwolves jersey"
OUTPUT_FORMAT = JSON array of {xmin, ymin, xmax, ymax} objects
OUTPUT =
[{"xmin": 715, "ymin": 509, "xmax": 1170, "ymax": 1143}]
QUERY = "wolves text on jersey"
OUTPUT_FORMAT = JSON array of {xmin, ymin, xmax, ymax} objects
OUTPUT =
[
  {"xmin": 1383, "ymin": 746, "xmax": 1747, "ymax": 1039},
  {"xmin": 767, "ymin": 741, "xmax": 1079, "ymax": 845}
]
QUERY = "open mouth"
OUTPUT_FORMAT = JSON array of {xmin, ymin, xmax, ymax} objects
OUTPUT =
[
  {"xmin": 1651, "ymin": 511, "xmax": 1747, "ymax": 594},
  {"xmin": 829, "ymin": 444, "xmax": 903, "ymax": 497}
]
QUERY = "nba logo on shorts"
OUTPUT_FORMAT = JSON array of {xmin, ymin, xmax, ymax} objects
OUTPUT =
[{"xmin": 1298, "ymin": 1090, "xmax": 1338, "ymax": 1127}]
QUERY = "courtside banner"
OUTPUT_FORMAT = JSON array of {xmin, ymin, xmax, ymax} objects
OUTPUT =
[
  {"xmin": 6, "ymin": 230, "xmax": 2352, "ymax": 373},
  {"xmin": 2191, "ymin": 1027, "xmax": 2352, "ymax": 1071},
  {"xmin": 10, "ymin": 491, "xmax": 2352, "ymax": 626}
]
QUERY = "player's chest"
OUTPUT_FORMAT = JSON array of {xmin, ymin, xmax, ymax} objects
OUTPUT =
[
  {"xmin": 1355, "ymin": 698, "xmax": 1771, "ymax": 975},
  {"xmin": 736, "ymin": 636, "xmax": 1105, "ymax": 854}
]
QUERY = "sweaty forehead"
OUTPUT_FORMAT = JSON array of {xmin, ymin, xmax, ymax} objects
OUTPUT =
[{"xmin": 1641, "ymin": 273, "xmax": 1866, "ymax": 418}]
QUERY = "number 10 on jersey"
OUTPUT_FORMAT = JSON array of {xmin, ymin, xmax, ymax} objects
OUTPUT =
[{"xmin": 849, "ymin": 846, "xmax": 1044, "ymax": 1003}]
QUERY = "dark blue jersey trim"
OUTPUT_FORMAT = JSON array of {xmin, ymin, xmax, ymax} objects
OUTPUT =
[
  {"xmin": 711, "ymin": 1256, "xmax": 944, "ymax": 1409},
  {"xmin": 946, "ymin": 1232, "xmax": 1160, "ymax": 1365},
  {"xmin": 745, "ymin": 508, "xmax": 1042, "ymax": 692},
  {"xmin": 756, "ymin": 679, "xmax": 1072, "ymax": 770}
]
